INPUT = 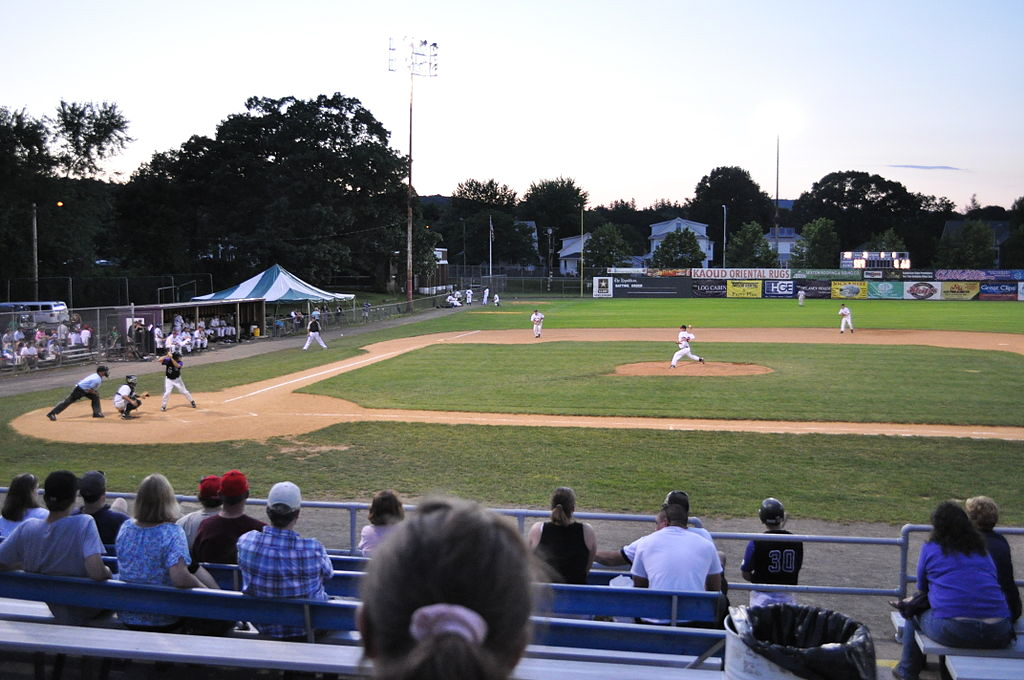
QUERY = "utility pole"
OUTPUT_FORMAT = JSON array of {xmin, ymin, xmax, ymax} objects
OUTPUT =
[
  {"xmin": 389, "ymin": 38, "xmax": 438, "ymax": 312},
  {"xmin": 31, "ymin": 202, "xmax": 38, "ymax": 300}
]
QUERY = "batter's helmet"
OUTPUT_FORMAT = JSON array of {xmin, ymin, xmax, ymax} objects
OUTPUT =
[
  {"xmin": 759, "ymin": 497, "xmax": 786, "ymax": 526},
  {"xmin": 171, "ymin": 352, "xmax": 182, "ymax": 360}
]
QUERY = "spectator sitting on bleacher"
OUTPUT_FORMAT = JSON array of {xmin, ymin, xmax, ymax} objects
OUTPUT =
[
  {"xmin": 176, "ymin": 475, "xmax": 222, "ymax": 550},
  {"xmin": 0, "ymin": 473, "xmax": 49, "ymax": 537},
  {"xmin": 81, "ymin": 325, "xmax": 93, "ymax": 348},
  {"xmin": 73, "ymin": 470, "xmax": 129, "ymax": 546},
  {"xmin": 18, "ymin": 341, "xmax": 38, "ymax": 369},
  {"xmin": 237, "ymin": 481, "xmax": 333, "ymax": 641},
  {"xmin": 527, "ymin": 486, "xmax": 596, "ymax": 584},
  {"xmin": 893, "ymin": 500, "xmax": 1013, "ymax": 680},
  {"xmin": 0, "ymin": 470, "xmax": 112, "ymax": 625},
  {"xmin": 740, "ymin": 497, "xmax": 804, "ymax": 609},
  {"xmin": 630, "ymin": 501, "xmax": 723, "ymax": 624},
  {"xmin": 595, "ymin": 490, "xmax": 715, "ymax": 567},
  {"xmin": 115, "ymin": 474, "xmax": 220, "ymax": 632},
  {"xmin": 966, "ymin": 495, "xmax": 1022, "ymax": 622},
  {"xmin": 69, "ymin": 328, "xmax": 83, "ymax": 346},
  {"xmin": 358, "ymin": 497, "xmax": 534, "ymax": 680},
  {"xmin": 359, "ymin": 490, "xmax": 405, "ymax": 557},
  {"xmin": 191, "ymin": 469, "xmax": 265, "ymax": 566}
]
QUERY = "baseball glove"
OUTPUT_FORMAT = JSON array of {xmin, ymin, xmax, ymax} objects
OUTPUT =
[{"xmin": 142, "ymin": 392, "xmax": 150, "ymax": 398}]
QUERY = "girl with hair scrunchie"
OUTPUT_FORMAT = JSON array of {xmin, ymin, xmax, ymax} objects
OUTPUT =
[{"xmin": 358, "ymin": 497, "xmax": 535, "ymax": 680}]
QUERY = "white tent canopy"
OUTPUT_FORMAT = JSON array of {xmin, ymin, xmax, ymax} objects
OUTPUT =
[{"xmin": 192, "ymin": 265, "xmax": 354, "ymax": 302}]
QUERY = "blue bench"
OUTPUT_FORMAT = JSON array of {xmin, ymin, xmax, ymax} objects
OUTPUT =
[{"xmin": 944, "ymin": 656, "xmax": 1024, "ymax": 680}]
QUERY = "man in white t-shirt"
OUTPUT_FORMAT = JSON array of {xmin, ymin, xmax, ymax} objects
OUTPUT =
[
  {"xmin": 595, "ymin": 490, "xmax": 717, "ymax": 567},
  {"xmin": 631, "ymin": 501, "xmax": 723, "ymax": 624}
]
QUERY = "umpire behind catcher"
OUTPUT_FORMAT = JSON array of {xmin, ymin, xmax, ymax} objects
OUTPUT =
[{"xmin": 47, "ymin": 365, "xmax": 110, "ymax": 420}]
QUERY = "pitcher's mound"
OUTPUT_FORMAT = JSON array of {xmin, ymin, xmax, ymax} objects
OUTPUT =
[{"xmin": 613, "ymin": 362, "xmax": 774, "ymax": 376}]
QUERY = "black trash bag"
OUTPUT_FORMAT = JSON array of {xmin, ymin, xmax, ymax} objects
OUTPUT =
[{"xmin": 729, "ymin": 604, "xmax": 876, "ymax": 680}]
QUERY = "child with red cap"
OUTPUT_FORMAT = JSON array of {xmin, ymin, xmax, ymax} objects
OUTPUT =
[{"xmin": 190, "ymin": 470, "xmax": 264, "ymax": 565}]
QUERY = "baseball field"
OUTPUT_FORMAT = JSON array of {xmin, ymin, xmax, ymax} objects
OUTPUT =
[{"xmin": 3, "ymin": 297, "xmax": 1023, "ymax": 525}]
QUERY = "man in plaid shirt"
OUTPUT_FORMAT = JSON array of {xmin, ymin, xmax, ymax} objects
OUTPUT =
[{"xmin": 237, "ymin": 481, "xmax": 333, "ymax": 640}]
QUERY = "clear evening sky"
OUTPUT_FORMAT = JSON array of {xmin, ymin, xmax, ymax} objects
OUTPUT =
[{"xmin": 4, "ymin": 0, "xmax": 1022, "ymax": 210}]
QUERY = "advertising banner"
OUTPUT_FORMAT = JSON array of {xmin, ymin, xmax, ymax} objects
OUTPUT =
[
  {"xmin": 647, "ymin": 268, "xmax": 692, "ymax": 277},
  {"xmin": 798, "ymin": 280, "xmax": 832, "ymax": 298},
  {"xmin": 940, "ymin": 281, "xmax": 980, "ymax": 301},
  {"xmin": 612, "ymin": 276, "xmax": 692, "ymax": 298},
  {"xmin": 692, "ymin": 281, "xmax": 727, "ymax": 298},
  {"xmin": 831, "ymin": 281, "xmax": 867, "ymax": 299},
  {"xmin": 868, "ymin": 281, "xmax": 902, "ymax": 299},
  {"xmin": 727, "ymin": 280, "xmax": 763, "ymax": 298},
  {"xmin": 902, "ymin": 270, "xmax": 935, "ymax": 280},
  {"xmin": 936, "ymin": 269, "xmax": 1024, "ymax": 281},
  {"xmin": 980, "ymin": 282, "xmax": 1018, "ymax": 301},
  {"xmin": 692, "ymin": 268, "xmax": 791, "ymax": 279},
  {"xmin": 792, "ymin": 269, "xmax": 850, "ymax": 280},
  {"xmin": 593, "ymin": 276, "xmax": 613, "ymax": 298},
  {"xmin": 763, "ymin": 280, "xmax": 795, "ymax": 298},
  {"xmin": 904, "ymin": 281, "xmax": 942, "ymax": 300}
]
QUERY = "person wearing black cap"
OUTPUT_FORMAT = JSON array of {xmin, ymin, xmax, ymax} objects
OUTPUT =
[
  {"xmin": 0, "ymin": 470, "xmax": 112, "ymax": 624},
  {"xmin": 46, "ymin": 365, "xmax": 109, "ymax": 420},
  {"xmin": 73, "ymin": 471, "xmax": 129, "ymax": 546},
  {"xmin": 595, "ymin": 491, "xmax": 716, "ymax": 567}
]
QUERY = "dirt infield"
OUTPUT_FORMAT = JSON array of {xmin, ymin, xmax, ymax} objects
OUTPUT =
[{"xmin": 14, "ymin": 327, "xmax": 1024, "ymax": 444}]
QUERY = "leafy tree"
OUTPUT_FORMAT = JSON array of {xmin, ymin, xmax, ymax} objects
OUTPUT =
[
  {"xmin": 1001, "ymin": 226, "xmax": 1024, "ymax": 268},
  {"xmin": 789, "ymin": 218, "xmax": 840, "ymax": 268},
  {"xmin": 866, "ymin": 228, "xmax": 907, "ymax": 251},
  {"xmin": 933, "ymin": 219, "xmax": 996, "ymax": 268},
  {"xmin": 116, "ymin": 94, "xmax": 407, "ymax": 285},
  {"xmin": 650, "ymin": 228, "xmax": 705, "ymax": 268},
  {"xmin": 725, "ymin": 221, "xmax": 777, "ymax": 267},
  {"xmin": 686, "ymin": 166, "xmax": 773, "ymax": 261},
  {"xmin": 791, "ymin": 171, "xmax": 920, "ymax": 251},
  {"xmin": 582, "ymin": 223, "xmax": 631, "ymax": 269},
  {"xmin": 450, "ymin": 179, "xmax": 517, "ymax": 218},
  {"xmin": 520, "ymin": 177, "xmax": 588, "ymax": 263},
  {"xmin": 48, "ymin": 100, "xmax": 132, "ymax": 178}
]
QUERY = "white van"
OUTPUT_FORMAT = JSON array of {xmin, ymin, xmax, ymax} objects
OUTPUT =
[{"xmin": 0, "ymin": 301, "xmax": 70, "ymax": 328}]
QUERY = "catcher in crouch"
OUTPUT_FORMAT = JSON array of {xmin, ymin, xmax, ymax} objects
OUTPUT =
[{"xmin": 114, "ymin": 374, "xmax": 147, "ymax": 420}]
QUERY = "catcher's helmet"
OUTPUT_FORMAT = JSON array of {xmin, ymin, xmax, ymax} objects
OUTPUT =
[
  {"xmin": 125, "ymin": 374, "xmax": 138, "ymax": 387},
  {"xmin": 96, "ymin": 365, "xmax": 109, "ymax": 376},
  {"xmin": 759, "ymin": 497, "xmax": 786, "ymax": 526},
  {"xmin": 171, "ymin": 351, "xmax": 182, "ymax": 360}
]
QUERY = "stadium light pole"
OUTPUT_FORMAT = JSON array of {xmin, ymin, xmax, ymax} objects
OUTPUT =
[
  {"xmin": 721, "ymin": 204, "xmax": 728, "ymax": 269},
  {"xmin": 389, "ymin": 38, "xmax": 438, "ymax": 312}
]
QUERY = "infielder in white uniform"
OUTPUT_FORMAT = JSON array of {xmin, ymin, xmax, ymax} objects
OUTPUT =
[
  {"xmin": 670, "ymin": 324, "xmax": 704, "ymax": 368},
  {"xmin": 482, "ymin": 287, "xmax": 490, "ymax": 305},
  {"xmin": 530, "ymin": 310, "xmax": 545, "ymax": 338},
  {"xmin": 838, "ymin": 304, "xmax": 854, "ymax": 333},
  {"xmin": 466, "ymin": 288, "xmax": 473, "ymax": 305},
  {"xmin": 303, "ymin": 317, "xmax": 328, "ymax": 349}
]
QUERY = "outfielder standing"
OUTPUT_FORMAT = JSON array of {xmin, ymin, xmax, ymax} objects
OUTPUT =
[
  {"xmin": 530, "ymin": 309, "xmax": 545, "ymax": 338},
  {"xmin": 114, "ymin": 375, "xmax": 145, "ymax": 420},
  {"xmin": 160, "ymin": 351, "xmax": 196, "ymax": 411},
  {"xmin": 838, "ymin": 303, "xmax": 854, "ymax": 333},
  {"xmin": 669, "ymin": 324, "xmax": 704, "ymax": 368},
  {"xmin": 303, "ymin": 315, "xmax": 328, "ymax": 350}
]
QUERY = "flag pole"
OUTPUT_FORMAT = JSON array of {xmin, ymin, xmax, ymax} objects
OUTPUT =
[
  {"xmin": 579, "ymin": 208, "xmax": 584, "ymax": 297},
  {"xmin": 488, "ymin": 214, "xmax": 493, "ymax": 278}
]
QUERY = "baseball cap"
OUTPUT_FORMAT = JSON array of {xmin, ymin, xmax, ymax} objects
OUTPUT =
[
  {"xmin": 79, "ymin": 470, "xmax": 107, "ymax": 497},
  {"xmin": 197, "ymin": 474, "xmax": 221, "ymax": 500},
  {"xmin": 44, "ymin": 470, "xmax": 78, "ymax": 502},
  {"xmin": 663, "ymin": 490, "xmax": 690, "ymax": 511},
  {"xmin": 267, "ymin": 481, "xmax": 302, "ymax": 512},
  {"xmin": 219, "ymin": 469, "xmax": 249, "ymax": 497}
]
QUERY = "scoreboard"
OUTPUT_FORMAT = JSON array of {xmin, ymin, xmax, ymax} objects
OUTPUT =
[{"xmin": 840, "ymin": 251, "xmax": 911, "ymax": 269}]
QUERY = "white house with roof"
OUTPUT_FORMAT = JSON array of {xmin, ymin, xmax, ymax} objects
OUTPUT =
[
  {"xmin": 558, "ymin": 233, "xmax": 591, "ymax": 275},
  {"xmin": 646, "ymin": 218, "xmax": 714, "ymax": 267}
]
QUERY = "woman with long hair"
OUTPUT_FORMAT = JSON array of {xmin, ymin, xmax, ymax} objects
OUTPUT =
[
  {"xmin": 0, "ymin": 473, "xmax": 48, "ymax": 537},
  {"xmin": 359, "ymin": 490, "xmax": 405, "ymax": 557},
  {"xmin": 893, "ymin": 500, "xmax": 1013, "ymax": 680},
  {"xmin": 527, "ymin": 486, "xmax": 596, "ymax": 584},
  {"xmin": 114, "ymin": 474, "xmax": 219, "ymax": 631},
  {"xmin": 359, "ymin": 497, "xmax": 534, "ymax": 680}
]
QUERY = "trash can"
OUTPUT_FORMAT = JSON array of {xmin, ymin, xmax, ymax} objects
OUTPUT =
[{"xmin": 724, "ymin": 604, "xmax": 875, "ymax": 680}]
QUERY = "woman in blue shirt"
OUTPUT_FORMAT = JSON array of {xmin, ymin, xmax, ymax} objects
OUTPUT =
[{"xmin": 894, "ymin": 501, "xmax": 1013, "ymax": 680}]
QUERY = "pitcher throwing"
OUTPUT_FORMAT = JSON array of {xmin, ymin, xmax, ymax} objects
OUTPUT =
[{"xmin": 669, "ymin": 325, "xmax": 704, "ymax": 368}]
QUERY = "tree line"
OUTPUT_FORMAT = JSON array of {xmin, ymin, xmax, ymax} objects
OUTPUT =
[{"xmin": 3, "ymin": 94, "xmax": 1023, "ymax": 302}]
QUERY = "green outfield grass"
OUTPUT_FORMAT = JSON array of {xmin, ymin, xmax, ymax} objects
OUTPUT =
[
  {"xmin": 302, "ymin": 342, "xmax": 1024, "ymax": 426},
  {"xmin": 407, "ymin": 298, "xmax": 1024, "ymax": 333},
  {"xmin": 1, "ymin": 297, "xmax": 1021, "ymax": 525}
]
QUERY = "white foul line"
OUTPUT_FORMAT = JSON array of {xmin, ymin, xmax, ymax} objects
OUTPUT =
[{"xmin": 225, "ymin": 331, "xmax": 481, "ymax": 403}]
